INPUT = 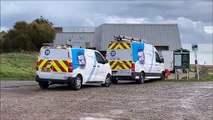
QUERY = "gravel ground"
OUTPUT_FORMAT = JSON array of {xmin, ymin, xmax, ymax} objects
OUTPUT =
[{"xmin": 1, "ymin": 80, "xmax": 213, "ymax": 120}]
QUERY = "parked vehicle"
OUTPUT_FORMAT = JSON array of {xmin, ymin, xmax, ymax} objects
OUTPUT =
[
  {"xmin": 161, "ymin": 51, "xmax": 173, "ymax": 72},
  {"xmin": 36, "ymin": 44, "xmax": 111, "ymax": 90},
  {"xmin": 106, "ymin": 35, "xmax": 165, "ymax": 84}
]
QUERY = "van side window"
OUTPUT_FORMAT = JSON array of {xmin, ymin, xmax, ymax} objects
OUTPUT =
[
  {"xmin": 155, "ymin": 52, "xmax": 161, "ymax": 63},
  {"xmin": 95, "ymin": 52, "xmax": 106, "ymax": 64}
]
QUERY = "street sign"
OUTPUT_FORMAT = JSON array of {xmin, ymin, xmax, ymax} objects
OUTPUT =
[
  {"xmin": 173, "ymin": 48, "xmax": 190, "ymax": 69},
  {"xmin": 192, "ymin": 44, "xmax": 198, "ymax": 51}
]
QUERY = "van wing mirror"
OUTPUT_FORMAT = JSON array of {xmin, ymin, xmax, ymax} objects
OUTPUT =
[
  {"xmin": 160, "ymin": 58, "xmax": 164, "ymax": 63},
  {"xmin": 105, "ymin": 59, "xmax": 108, "ymax": 64}
]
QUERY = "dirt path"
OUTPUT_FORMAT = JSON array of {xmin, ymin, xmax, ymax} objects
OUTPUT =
[{"xmin": 1, "ymin": 81, "xmax": 212, "ymax": 120}]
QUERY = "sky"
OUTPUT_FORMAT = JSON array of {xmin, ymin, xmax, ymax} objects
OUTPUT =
[{"xmin": 1, "ymin": 0, "xmax": 213, "ymax": 44}]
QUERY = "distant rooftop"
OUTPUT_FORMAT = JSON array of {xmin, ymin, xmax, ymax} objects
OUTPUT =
[
  {"xmin": 55, "ymin": 26, "xmax": 95, "ymax": 33},
  {"xmin": 101, "ymin": 23, "xmax": 178, "ymax": 26},
  {"xmin": 55, "ymin": 24, "xmax": 177, "ymax": 33}
]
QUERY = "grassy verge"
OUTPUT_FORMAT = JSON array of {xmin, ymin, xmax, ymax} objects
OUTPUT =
[{"xmin": 0, "ymin": 52, "xmax": 38, "ymax": 80}]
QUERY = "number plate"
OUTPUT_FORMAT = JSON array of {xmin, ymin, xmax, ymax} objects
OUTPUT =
[
  {"xmin": 119, "ymin": 70, "xmax": 131, "ymax": 76},
  {"xmin": 112, "ymin": 71, "xmax": 117, "ymax": 74},
  {"xmin": 41, "ymin": 68, "xmax": 51, "ymax": 72}
]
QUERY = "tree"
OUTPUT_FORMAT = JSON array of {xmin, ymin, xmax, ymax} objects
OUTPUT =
[
  {"xmin": 0, "ymin": 31, "xmax": 6, "ymax": 52},
  {"xmin": 29, "ymin": 16, "xmax": 55, "ymax": 50},
  {"xmin": 4, "ymin": 21, "xmax": 30, "ymax": 51},
  {"xmin": 1, "ymin": 16, "xmax": 55, "ymax": 51}
]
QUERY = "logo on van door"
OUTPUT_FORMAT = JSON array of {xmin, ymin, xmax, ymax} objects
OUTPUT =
[
  {"xmin": 137, "ymin": 49, "xmax": 145, "ymax": 65},
  {"xmin": 44, "ymin": 49, "xmax": 50, "ymax": 56},
  {"xmin": 77, "ymin": 52, "xmax": 86, "ymax": 69},
  {"xmin": 110, "ymin": 50, "xmax": 116, "ymax": 57}
]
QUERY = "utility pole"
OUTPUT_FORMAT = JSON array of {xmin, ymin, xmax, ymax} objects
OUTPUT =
[{"xmin": 192, "ymin": 44, "xmax": 199, "ymax": 80}]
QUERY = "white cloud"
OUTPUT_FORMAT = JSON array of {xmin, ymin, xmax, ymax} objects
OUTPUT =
[
  {"xmin": 0, "ymin": 27, "xmax": 9, "ymax": 32},
  {"xmin": 105, "ymin": 16, "xmax": 147, "ymax": 24},
  {"xmin": 204, "ymin": 26, "xmax": 213, "ymax": 34},
  {"xmin": 85, "ymin": 18, "xmax": 95, "ymax": 26},
  {"xmin": 153, "ymin": 17, "xmax": 212, "ymax": 43}
]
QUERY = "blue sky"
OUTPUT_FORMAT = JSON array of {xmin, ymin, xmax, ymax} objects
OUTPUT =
[{"xmin": 1, "ymin": 0, "xmax": 213, "ymax": 43}]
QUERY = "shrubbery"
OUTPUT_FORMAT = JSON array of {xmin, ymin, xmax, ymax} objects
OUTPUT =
[{"xmin": 0, "ymin": 16, "xmax": 55, "ymax": 52}]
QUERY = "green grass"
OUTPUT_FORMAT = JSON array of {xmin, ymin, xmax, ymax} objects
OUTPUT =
[
  {"xmin": 199, "ymin": 74, "xmax": 213, "ymax": 81},
  {"xmin": 0, "ymin": 52, "xmax": 38, "ymax": 80},
  {"xmin": 164, "ymin": 74, "xmax": 213, "ymax": 82}
]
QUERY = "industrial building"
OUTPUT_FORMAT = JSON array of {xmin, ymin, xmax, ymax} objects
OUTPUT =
[
  {"xmin": 54, "ymin": 27, "xmax": 95, "ymax": 49},
  {"xmin": 54, "ymin": 23, "xmax": 182, "ymax": 54}
]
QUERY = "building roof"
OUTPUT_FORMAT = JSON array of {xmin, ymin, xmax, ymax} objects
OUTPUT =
[{"xmin": 94, "ymin": 23, "xmax": 182, "ymax": 51}]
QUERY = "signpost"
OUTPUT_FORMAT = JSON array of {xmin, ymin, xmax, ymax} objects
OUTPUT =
[
  {"xmin": 173, "ymin": 48, "xmax": 190, "ymax": 80},
  {"xmin": 192, "ymin": 44, "xmax": 199, "ymax": 80}
]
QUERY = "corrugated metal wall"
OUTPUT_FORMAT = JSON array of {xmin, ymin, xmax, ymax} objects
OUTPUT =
[
  {"xmin": 94, "ymin": 26, "xmax": 103, "ymax": 50},
  {"xmin": 95, "ymin": 24, "xmax": 182, "ymax": 51},
  {"xmin": 54, "ymin": 32, "xmax": 94, "ymax": 48}
]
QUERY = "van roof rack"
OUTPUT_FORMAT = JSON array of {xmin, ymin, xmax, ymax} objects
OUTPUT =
[
  {"xmin": 42, "ymin": 43, "xmax": 72, "ymax": 48},
  {"xmin": 114, "ymin": 35, "xmax": 148, "ymax": 43}
]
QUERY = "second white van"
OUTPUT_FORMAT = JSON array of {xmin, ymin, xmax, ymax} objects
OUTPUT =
[{"xmin": 107, "ymin": 35, "xmax": 165, "ymax": 84}]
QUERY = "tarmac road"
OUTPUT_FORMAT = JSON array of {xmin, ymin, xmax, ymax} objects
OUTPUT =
[{"xmin": 1, "ymin": 80, "xmax": 213, "ymax": 120}]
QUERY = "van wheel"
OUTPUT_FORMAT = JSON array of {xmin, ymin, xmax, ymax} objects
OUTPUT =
[
  {"xmin": 160, "ymin": 72, "xmax": 165, "ymax": 80},
  {"xmin": 71, "ymin": 75, "xmax": 82, "ymax": 90},
  {"xmin": 39, "ymin": 81, "xmax": 49, "ymax": 89},
  {"xmin": 136, "ymin": 72, "xmax": 145, "ymax": 84},
  {"xmin": 111, "ymin": 77, "xmax": 118, "ymax": 84},
  {"xmin": 101, "ymin": 75, "xmax": 111, "ymax": 87}
]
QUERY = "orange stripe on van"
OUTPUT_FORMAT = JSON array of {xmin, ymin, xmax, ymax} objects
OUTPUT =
[
  {"xmin": 37, "ymin": 59, "xmax": 72, "ymax": 73},
  {"xmin": 108, "ymin": 42, "xmax": 131, "ymax": 50},
  {"xmin": 109, "ymin": 60, "xmax": 132, "ymax": 70},
  {"xmin": 53, "ymin": 60, "xmax": 67, "ymax": 72}
]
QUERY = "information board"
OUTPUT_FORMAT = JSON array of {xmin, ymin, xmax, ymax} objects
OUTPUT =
[{"xmin": 173, "ymin": 48, "xmax": 190, "ymax": 69}]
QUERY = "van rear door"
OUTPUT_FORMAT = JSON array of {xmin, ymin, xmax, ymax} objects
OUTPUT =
[
  {"xmin": 51, "ymin": 48, "xmax": 71, "ymax": 80},
  {"xmin": 107, "ymin": 41, "xmax": 132, "ymax": 76},
  {"xmin": 38, "ymin": 48, "xmax": 71, "ymax": 80},
  {"xmin": 38, "ymin": 48, "xmax": 55, "ymax": 79}
]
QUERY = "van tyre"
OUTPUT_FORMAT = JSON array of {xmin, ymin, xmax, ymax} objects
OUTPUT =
[
  {"xmin": 111, "ymin": 77, "xmax": 118, "ymax": 84},
  {"xmin": 39, "ymin": 81, "xmax": 49, "ymax": 89},
  {"xmin": 71, "ymin": 75, "xmax": 82, "ymax": 90},
  {"xmin": 137, "ymin": 72, "xmax": 145, "ymax": 84},
  {"xmin": 160, "ymin": 72, "xmax": 165, "ymax": 80},
  {"xmin": 101, "ymin": 75, "xmax": 111, "ymax": 87}
]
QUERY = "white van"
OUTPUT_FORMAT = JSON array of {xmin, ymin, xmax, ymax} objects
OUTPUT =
[
  {"xmin": 36, "ymin": 45, "xmax": 112, "ymax": 90},
  {"xmin": 106, "ymin": 35, "xmax": 165, "ymax": 84}
]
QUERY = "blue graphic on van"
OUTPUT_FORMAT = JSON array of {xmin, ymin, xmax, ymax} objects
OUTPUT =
[
  {"xmin": 71, "ymin": 48, "xmax": 86, "ymax": 69},
  {"xmin": 44, "ymin": 49, "xmax": 50, "ymax": 55},
  {"xmin": 77, "ymin": 52, "xmax": 86, "ymax": 69},
  {"xmin": 132, "ymin": 42, "xmax": 145, "ymax": 65},
  {"xmin": 137, "ymin": 48, "xmax": 145, "ymax": 65}
]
